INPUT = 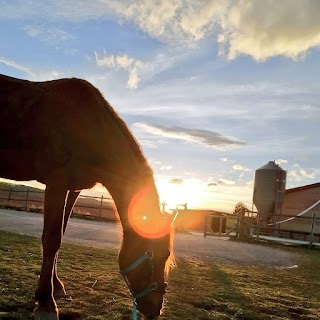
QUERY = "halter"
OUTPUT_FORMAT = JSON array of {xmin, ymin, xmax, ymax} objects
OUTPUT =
[{"xmin": 120, "ymin": 251, "xmax": 167, "ymax": 320}]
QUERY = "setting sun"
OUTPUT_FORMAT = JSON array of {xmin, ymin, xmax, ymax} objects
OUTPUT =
[{"xmin": 155, "ymin": 177, "xmax": 208, "ymax": 211}]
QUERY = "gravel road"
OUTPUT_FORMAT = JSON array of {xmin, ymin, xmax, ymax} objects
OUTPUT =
[{"xmin": 0, "ymin": 208, "xmax": 301, "ymax": 267}]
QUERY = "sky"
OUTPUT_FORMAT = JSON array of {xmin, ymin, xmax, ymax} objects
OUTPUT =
[{"xmin": 0, "ymin": 0, "xmax": 319, "ymax": 212}]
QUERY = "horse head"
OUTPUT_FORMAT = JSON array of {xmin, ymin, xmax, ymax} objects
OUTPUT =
[{"xmin": 119, "ymin": 188, "xmax": 175, "ymax": 319}]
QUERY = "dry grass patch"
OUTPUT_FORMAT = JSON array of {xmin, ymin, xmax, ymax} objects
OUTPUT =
[{"xmin": 0, "ymin": 231, "xmax": 319, "ymax": 320}]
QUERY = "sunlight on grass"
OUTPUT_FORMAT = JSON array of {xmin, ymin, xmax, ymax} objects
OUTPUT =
[{"xmin": 0, "ymin": 231, "xmax": 319, "ymax": 320}]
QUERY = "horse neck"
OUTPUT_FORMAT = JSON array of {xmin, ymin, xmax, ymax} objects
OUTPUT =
[{"xmin": 104, "ymin": 166, "xmax": 161, "ymax": 232}]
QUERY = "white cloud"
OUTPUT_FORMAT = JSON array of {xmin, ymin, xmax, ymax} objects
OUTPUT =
[
  {"xmin": 233, "ymin": 164, "xmax": 244, "ymax": 171},
  {"xmin": 134, "ymin": 122, "xmax": 246, "ymax": 149},
  {"xmin": 95, "ymin": 51, "xmax": 143, "ymax": 89},
  {"xmin": 108, "ymin": 0, "xmax": 180, "ymax": 40},
  {"xmin": 138, "ymin": 139, "xmax": 159, "ymax": 148},
  {"xmin": 3, "ymin": 1, "xmax": 320, "ymax": 61},
  {"xmin": 179, "ymin": 1, "xmax": 225, "ymax": 40},
  {"xmin": 109, "ymin": 0, "xmax": 320, "ymax": 60},
  {"xmin": 115, "ymin": 54, "xmax": 135, "ymax": 69},
  {"xmin": 246, "ymin": 180, "xmax": 254, "ymax": 187},
  {"xmin": 300, "ymin": 169, "xmax": 318, "ymax": 179},
  {"xmin": 95, "ymin": 52, "xmax": 115, "ymax": 68},
  {"xmin": 218, "ymin": 0, "xmax": 320, "ymax": 61},
  {"xmin": 148, "ymin": 159, "xmax": 162, "ymax": 166},
  {"xmin": 220, "ymin": 157, "xmax": 236, "ymax": 163},
  {"xmin": 160, "ymin": 165, "xmax": 173, "ymax": 171},
  {"xmin": 218, "ymin": 178, "xmax": 236, "ymax": 185},
  {"xmin": 0, "ymin": 56, "xmax": 35, "ymax": 77},
  {"xmin": 288, "ymin": 164, "xmax": 319, "ymax": 183},
  {"xmin": 127, "ymin": 67, "xmax": 139, "ymax": 90},
  {"xmin": 276, "ymin": 159, "xmax": 288, "ymax": 165},
  {"xmin": 23, "ymin": 24, "xmax": 74, "ymax": 45}
]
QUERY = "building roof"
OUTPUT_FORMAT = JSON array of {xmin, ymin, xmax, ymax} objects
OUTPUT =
[
  {"xmin": 286, "ymin": 182, "xmax": 320, "ymax": 194},
  {"xmin": 256, "ymin": 161, "xmax": 285, "ymax": 171}
]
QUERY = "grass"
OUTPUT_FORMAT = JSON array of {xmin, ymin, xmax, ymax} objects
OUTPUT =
[{"xmin": 0, "ymin": 231, "xmax": 320, "ymax": 320}]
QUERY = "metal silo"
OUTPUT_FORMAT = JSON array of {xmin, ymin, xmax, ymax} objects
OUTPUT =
[{"xmin": 253, "ymin": 161, "xmax": 286, "ymax": 222}]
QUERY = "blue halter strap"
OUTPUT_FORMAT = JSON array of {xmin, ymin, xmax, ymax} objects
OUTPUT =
[{"xmin": 120, "ymin": 251, "xmax": 158, "ymax": 320}]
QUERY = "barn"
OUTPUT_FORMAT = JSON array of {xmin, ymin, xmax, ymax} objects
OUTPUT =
[{"xmin": 279, "ymin": 182, "xmax": 320, "ymax": 239}]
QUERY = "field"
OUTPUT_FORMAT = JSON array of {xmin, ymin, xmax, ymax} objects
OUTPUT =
[{"xmin": 0, "ymin": 230, "xmax": 320, "ymax": 320}]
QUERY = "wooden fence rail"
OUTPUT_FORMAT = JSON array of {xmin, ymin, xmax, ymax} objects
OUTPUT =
[
  {"xmin": 0, "ymin": 188, "xmax": 115, "ymax": 220},
  {"xmin": 204, "ymin": 209, "xmax": 320, "ymax": 247}
]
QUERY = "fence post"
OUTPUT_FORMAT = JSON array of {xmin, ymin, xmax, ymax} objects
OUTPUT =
[
  {"xmin": 25, "ymin": 188, "xmax": 29, "ymax": 209},
  {"xmin": 7, "ymin": 187, "xmax": 12, "ymax": 205},
  {"xmin": 204, "ymin": 214, "xmax": 207, "ymax": 238},
  {"xmin": 256, "ymin": 211, "xmax": 261, "ymax": 242},
  {"xmin": 218, "ymin": 216, "xmax": 222, "ymax": 236},
  {"xmin": 99, "ymin": 195, "xmax": 104, "ymax": 218},
  {"xmin": 240, "ymin": 207, "xmax": 246, "ymax": 240},
  {"xmin": 309, "ymin": 213, "xmax": 316, "ymax": 248},
  {"xmin": 235, "ymin": 214, "xmax": 240, "ymax": 239},
  {"xmin": 161, "ymin": 202, "xmax": 167, "ymax": 213}
]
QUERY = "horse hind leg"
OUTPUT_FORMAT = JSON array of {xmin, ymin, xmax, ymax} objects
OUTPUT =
[
  {"xmin": 34, "ymin": 183, "xmax": 69, "ymax": 320},
  {"xmin": 52, "ymin": 191, "xmax": 80, "ymax": 299}
]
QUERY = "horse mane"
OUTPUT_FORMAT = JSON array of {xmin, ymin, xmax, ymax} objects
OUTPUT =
[
  {"xmin": 87, "ymin": 81, "xmax": 177, "ymax": 272},
  {"xmin": 87, "ymin": 80, "xmax": 153, "ymax": 176}
]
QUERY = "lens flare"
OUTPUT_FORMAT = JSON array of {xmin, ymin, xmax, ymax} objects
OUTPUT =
[{"xmin": 128, "ymin": 188, "xmax": 170, "ymax": 239}]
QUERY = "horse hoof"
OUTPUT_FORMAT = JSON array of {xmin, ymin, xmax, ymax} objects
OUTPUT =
[{"xmin": 33, "ymin": 311, "xmax": 59, "ymax": 320}]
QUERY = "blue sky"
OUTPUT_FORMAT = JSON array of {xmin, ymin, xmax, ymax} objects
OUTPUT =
[{"xmin": 1, "ymin": 0, "xmax": 319, "ymax": 212}]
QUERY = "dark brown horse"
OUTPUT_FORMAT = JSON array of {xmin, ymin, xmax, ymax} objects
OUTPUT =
[{"xmin": 0, "ymin": 74, "xmax": 174, "ymax": 319}]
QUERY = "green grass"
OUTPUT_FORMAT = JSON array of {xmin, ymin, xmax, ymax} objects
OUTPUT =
[{"xmin": 0, "ymin": 231, "xmax": 319, "ymax": 320}]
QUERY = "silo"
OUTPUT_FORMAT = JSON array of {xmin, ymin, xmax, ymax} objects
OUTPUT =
[{"xmin": 253, "ymin": 161, "xmax": 286, "ymax": 222}]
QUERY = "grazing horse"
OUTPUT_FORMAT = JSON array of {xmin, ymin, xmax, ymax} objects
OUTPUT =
[{"xmin": 0, "ymin": 74, "xmax": 174, "ymax": 319}]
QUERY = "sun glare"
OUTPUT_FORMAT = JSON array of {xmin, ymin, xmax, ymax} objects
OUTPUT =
[
  {"xmin": 128, "ymin": 188, "xmax": 171, "ymax": 239},
  {"xmin": 156, "ymin": 178, "xmax": 207, "ymax": 211}
]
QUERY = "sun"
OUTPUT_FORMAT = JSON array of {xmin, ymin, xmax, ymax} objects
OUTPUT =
[{"xmin": 155, "ymin": 177, "xmax": 207, "ymax": 211}]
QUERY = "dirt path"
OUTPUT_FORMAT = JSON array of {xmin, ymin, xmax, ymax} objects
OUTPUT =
[{"xmin": 0, "ymin": 208, "xmax": 301, "ymax": 267}]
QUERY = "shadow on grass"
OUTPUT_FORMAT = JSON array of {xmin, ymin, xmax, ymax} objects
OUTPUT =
[
  {"xmin": 194, "ymin": 264, "xmax": 253, "ymax": 319},
  {"xmin": 0, "ymin": 231, "xmax": 133, "ymax": 320},
  {"xmin": 163, "ymin": 259, "xmax": 255, "ymax": 320}
]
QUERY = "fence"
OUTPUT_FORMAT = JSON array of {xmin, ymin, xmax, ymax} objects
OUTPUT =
[
  {"xmin": 0, "ymin": 188, "xmax": 116, "ymax": 220},
  {"xmin": 204, "ymin": 208, "xmax": 320, "ymax": 248},
  {"xmin": 254, "ymin": 212, "xmax": 320, "ymax": 247},
  {"xmin": 204, "ymin": 213, "xmax": 238, "ymax": 238}
]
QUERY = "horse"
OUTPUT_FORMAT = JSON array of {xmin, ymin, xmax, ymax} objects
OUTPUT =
[{"xmin": 0, "ymin": 74, "xmax": 175, "ymax": 320}]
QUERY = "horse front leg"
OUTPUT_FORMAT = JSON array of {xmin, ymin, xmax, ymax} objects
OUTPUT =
[
  {"xmin": 52, "ymin": 191, "xmax": 80, "ymax": 299},
  {"xmin": 34, "ymin": 184, "xmax": 69, "ymax": 320}
]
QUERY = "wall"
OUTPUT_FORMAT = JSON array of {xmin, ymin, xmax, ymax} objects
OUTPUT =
[
  {"xmin": 280, "ymin": 185, "xmax": 320, "ymax": 235},
  {"xmin": 173, "ymin": 209, "xmax": 235, "ymax": 232}
]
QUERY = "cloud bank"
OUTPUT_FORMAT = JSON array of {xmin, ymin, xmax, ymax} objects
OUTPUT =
[
  {"xmin": 288, "ymin": 164, "xmax": 319, "ymax": 183},
  {"xmin": 134, "ymin": 122, "xmax": 246, "ymax": 149},
  {"xmin": 107, "ymin": 0, "xmax": 320, "ymax": 61},
  {"xmin": 2, "ymin": 1, "xmax": 320, "ymax": 61}
]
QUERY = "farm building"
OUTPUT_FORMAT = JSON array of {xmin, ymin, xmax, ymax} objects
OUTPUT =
[
  {"xmin": 278, "ymin": 182, "xmax": 320, "ymax": 239},
  {"xmin": 173, "ymin": 209, "xmax": 235, "ymax": 232}
]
